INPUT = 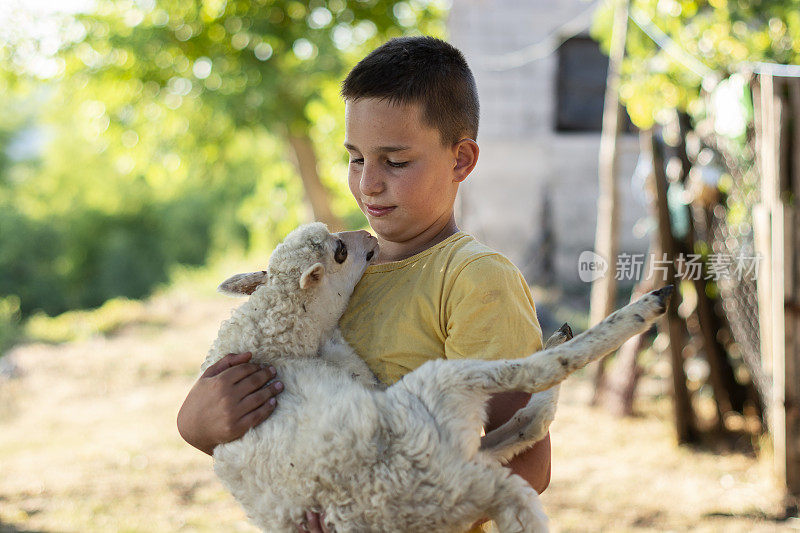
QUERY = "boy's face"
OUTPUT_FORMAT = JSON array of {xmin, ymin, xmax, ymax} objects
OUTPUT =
[{"xmin": 344, "ymin": 98, "xmax": 462, "ymax": 247}]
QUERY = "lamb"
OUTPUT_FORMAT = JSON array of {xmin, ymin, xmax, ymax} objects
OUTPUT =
[{"xmin": 202, "ymin": 222, "xmax": 672, "ymax": 533}]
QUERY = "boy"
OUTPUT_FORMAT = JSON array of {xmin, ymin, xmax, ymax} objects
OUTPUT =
[{"xmin": 177, "ymin": 36, "xmax": 550, "ymax": 532}]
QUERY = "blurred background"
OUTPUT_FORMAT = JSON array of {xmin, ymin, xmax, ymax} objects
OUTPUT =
[{"xmin": 1, "ymin": 0, "xmax": 799, "ymax": 531}]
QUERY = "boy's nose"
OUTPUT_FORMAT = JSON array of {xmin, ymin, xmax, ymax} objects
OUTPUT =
[{"xmin": 358, "ymin": 164, "xmax": 385, "ymax": 197}]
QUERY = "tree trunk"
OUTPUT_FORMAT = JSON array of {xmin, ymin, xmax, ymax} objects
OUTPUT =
[
  {"xmin": 589, "ymin": 0, "xmax": 630, "ymax": 403},
  {"xmin": 601, "ymin": 240, "xmax": 659, "ymax": 416},
  {"xmin": 649, "ymin": 128, "xmax": 699, "ymax": 444},
  {"xmin": 287, "ymin": 132, "xmax": 345, "ymax": 232},
  {"xmin": 597, "ymin": 131, "xmax": 657, "ymax": 413},
  {"xmin": 600, "ymin": 289, "xmax": 651, "ymax": 416}
]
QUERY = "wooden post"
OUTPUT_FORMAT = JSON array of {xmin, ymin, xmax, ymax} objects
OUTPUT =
[
  {"xmin": 754, "ymin": 72, "xmax": 800, "ymax": 505},
  {"xmin": 752, "ymin": 77, "xmax": 774, "ymax": 391},
  {"xmin": 589, "ymin": 0, "xmax": 630, "ymax": 402},
  {"xmin": 784, "ymin": 205, "xmax": 799, "ymax": 498},
  {"xmin": 649, "ymin": 128, "xmax": 699, "ymax": 444},
  {"xmin": 782, "ymin": 77, "xmax": 800, "ymax": 501},
  {"xmin": 600, "ymin": 131, "xmax": 659, "ymax": 416}
]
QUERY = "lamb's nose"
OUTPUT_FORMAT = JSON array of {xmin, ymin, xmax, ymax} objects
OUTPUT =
[{"xmin": 366, "ymin": 250, "xmax": 375, "ymax": 261}]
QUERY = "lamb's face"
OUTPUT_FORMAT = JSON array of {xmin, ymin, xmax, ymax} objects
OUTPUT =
[
  {"xmin": 323, "ymin": 229, "xmax": 380, "ymax": 298},
  {"xmin": 303, "ymin": 229, "xmax": 378, "ymax": 325},
  {"xmin": 298, "ymin": 226, "xmax": 378, "ymax": 291},
  {"xmin": 217, "ymin": 223, "xmax": 379, "ymax": 325}
]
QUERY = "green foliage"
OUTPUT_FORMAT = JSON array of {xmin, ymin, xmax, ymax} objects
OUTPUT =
[
  {"xmin": 0, "ymin": 295, "xmax": 22, "ymax": 354},
  {"xmin": 24, "ymin": 296, "xmax": 158, "ymax": 344},
  {"xmin": 0, "ymin": 1, "xmax": 447, "ymax": 324},
  {"xmin": 66, "ymin": 0, "xmax": 447, "ymax": 132},
  {"xmin": 592, "ymin": 0, "xmax": 800, "ymax": 128}
]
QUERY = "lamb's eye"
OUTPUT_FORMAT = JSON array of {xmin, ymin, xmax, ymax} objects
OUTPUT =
[{"xmin": 334, "ymin": 239, "xmax": 348, "ymax": 263}]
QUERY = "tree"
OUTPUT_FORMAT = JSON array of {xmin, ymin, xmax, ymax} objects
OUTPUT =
[
  {"xmin": 65, "ymin": 0, "xmax": 448, "ymax": 230},
  {"xmin": 592, "ymin": 0, "xmax": 800, "ymax": 130},
  {"xmin": 0, "ymin": 1, "xmax": 447, "ymax": 317}
]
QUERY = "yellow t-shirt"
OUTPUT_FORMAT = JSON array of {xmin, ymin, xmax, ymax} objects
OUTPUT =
[{"xmin": 339, "ymin": 231, "xmax": 544, "ymax": 532}]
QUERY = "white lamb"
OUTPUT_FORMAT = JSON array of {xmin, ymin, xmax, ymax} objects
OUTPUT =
[{"xmin": 202, "ymin": 222, "xmax": 672, "ymax": 533}]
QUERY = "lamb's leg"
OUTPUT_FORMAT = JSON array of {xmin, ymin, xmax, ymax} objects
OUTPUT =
[
  {"xmin": 481, "ymin": 324, "xmax": 573, "ymax": 462},
  {"xmin": 318, "ymin": 328, "xmax": 384, "ymax": 389},
  {"xmin": 394, "ymin": 287, "xmax": 671, "ymax": 450},
  {"xmin": 458, "ymin": 287, "xmax": 668, "ymax": 392},
  {"xmin": 480, "ymin": 387, "xmax": 558, "ymax": 464},
  {"xmin": 485, "ymin": 467, "xmax": 549, "ymax": 533}
]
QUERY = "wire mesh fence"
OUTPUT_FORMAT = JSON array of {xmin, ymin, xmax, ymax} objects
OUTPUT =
[{"xmin": 706, "ymin": 129, "xmax": 772, "ymax": 415}]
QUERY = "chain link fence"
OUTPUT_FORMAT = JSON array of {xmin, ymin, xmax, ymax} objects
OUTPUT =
[{"xmin": 705, "ymin": 131, "xmax": 772, "ymax": 414}]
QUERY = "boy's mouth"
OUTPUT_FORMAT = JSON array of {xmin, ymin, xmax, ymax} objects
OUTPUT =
[{"xmin": 364, "ymin": 204, "xmax": 396, "ymax": 217}]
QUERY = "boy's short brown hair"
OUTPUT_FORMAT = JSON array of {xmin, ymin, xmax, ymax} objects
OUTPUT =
[{"xmin": 341, "ymin": 36, "xmax": 479, "ymax": 145}]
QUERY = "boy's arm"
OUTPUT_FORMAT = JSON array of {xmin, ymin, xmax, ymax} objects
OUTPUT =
[
  {"xmin": 486, "ymin": 391, "xmax": 551, "ymax": 493},
  {"xmin": 177, "ymin": 352, "xmax": 284, "ymax": 455}
]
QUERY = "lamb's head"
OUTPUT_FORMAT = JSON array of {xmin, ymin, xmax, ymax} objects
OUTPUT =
[{"xmin": 218, "ymin": 223, "xmax": 379, "ymax": 331}]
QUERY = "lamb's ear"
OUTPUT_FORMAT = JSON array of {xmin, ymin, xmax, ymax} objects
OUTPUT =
[
  {"xmin": 299, "ymin": 263, "xmax": 325, "ymax": 289},
  {"xmin": 217, "ymin": 271, "xmax": 268, "ymax": 296}
]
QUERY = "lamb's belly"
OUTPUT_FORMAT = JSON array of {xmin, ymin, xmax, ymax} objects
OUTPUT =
[
  {"xmin": 212, "ymin": 375, "xmax": 380, "ymax": 527},
  {"xmin": 211, "ymin": 372, "xmax": 484, "ymax": 532}
]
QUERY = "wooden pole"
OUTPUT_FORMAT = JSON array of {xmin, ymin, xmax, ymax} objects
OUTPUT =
[
  {"xmin": 783, "ymin": 204, "xmax": 799, "ymax": 500},
  {"xmin": 648, "ymin": 128, "xmax": 699, "ymax": 444},
  {"xmin": 755, "ymin": 72, "xmax": 800, "ymax": 506},
  {"xmin": 752, "ymin": 77, "xmax": 774, "ymax": 395},
  {"xmin": 589, "ymin": 0, "xmax": 630, "ymax": 402},
  {"xmin": 781, "ymin": 78, "xmax": 800, "ymax": 502},
  {"xmin": 600, "ymin": 131, "xmax": 659, "ymax": 416}
]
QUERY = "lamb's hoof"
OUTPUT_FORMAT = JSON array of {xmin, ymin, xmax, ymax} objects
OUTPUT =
[
  {"xmin": 545, "ymin": 322, "xmax": 574, "ymax": 349},
  {"xmin": 621, "ymin": 285, "xmax": 675, "ymax": 325},
  {"xmin": 650, "ymin": 285, "xmax": 674, "ymax": 314}
]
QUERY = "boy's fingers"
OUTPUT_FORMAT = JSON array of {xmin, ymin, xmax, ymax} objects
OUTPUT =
[
  {"xmin": 217, "ymin": 362, "xmax": 266, "ymax": 385},
  {"xmin": 305, "ymin": 511, "xmax": 329, "ymax": 533},
  {"xmin": 234, "ymin": 368, "xmax": 276, "ymax": 394},
  {"xmin": 239, "ymin": 382, "xmax": 283, "ymax": 413},
  {"xmin": 202, "ymin": 352, "xmax": 252, "ymax": 378},
  {"xmin": 306, "ymin": 511, "xmax": 321, "ymax": 532},
  {"xmin": 238, "ymin": 396, "xmax": 278, "ymax": 430}
]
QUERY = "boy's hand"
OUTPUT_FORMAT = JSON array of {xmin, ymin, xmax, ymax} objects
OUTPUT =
[
  {"xmin": 177, "ymin": 352, "xmax": 283, "ymax": 455},
  {"xmin": 297, "ymin": 511, "xmax": 331, "ymax": 533}
]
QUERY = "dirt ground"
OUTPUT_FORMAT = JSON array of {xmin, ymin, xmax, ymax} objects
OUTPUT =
[{"xmin": 0, "ymin": 290, "xmax": 796, "ymax": 532}]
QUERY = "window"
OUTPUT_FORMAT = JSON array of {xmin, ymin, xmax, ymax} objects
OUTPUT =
[{"xmin": 555, "ymin": 35, "xmax": 633, "ymax": 133}]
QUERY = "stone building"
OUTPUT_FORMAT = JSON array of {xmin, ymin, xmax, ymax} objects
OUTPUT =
[{"xmin": 448, "ymin": 0, "xmax": 649, "ymax": 288}]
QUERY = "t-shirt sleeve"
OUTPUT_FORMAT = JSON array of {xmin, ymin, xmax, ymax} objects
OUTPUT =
[{"xmin": 442, "ymin": 254, "xmax": 543, "ymax": 362}]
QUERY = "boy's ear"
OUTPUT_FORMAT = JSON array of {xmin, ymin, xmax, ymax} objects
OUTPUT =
[
  {"xmin": 218, "ymin": 271, "xmax": 268, "ymax": 296},
  {"xmin": 452, "ymin": 138, "xmax": 479, "ymax": 183},
  {"xmin": 299, "ymin": 263, "xmax": 325, "ymax": 289}
]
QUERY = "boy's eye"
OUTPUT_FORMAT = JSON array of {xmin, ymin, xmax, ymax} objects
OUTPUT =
[
  {"xmin": 334, "ymin": 239, "xmax": 348, "ymax": 263},
  {"xmin": 349, "ymin": 157, "xmax": 364, "ymax": 165},
  {"xmin": 387, "ymin": 160, "xmax": 408, "ymax": 168}
]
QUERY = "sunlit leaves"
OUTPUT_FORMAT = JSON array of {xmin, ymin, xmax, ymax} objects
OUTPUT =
[
  {"xmin": 593, "ymin": 0, "xmax": 799, "ymax": 129},
  {"xmin": 0, "ymin": 0, "xmax": 447, "ymax": 316}
]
